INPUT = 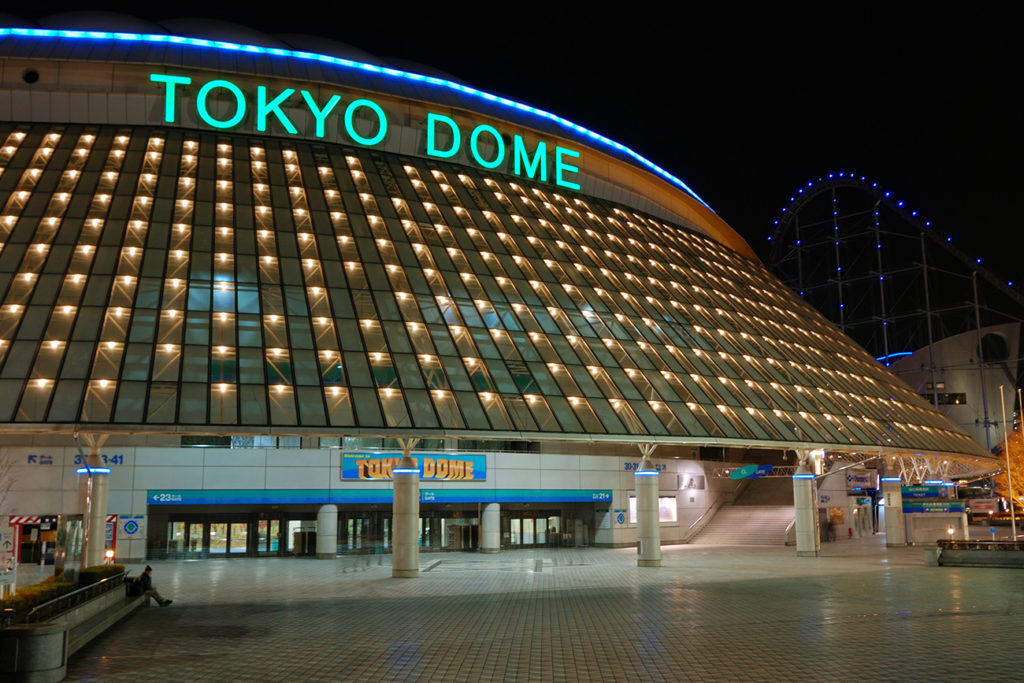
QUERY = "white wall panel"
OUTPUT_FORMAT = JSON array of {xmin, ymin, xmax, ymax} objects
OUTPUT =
[
  {"xmin": 134, "ymin": 466, "xmax": 203, "ymax": 489},
  {"xmin": 493, "ymin": 468, "xmax": 541, "ymax": 489},
  {"xmin": 134, "ymin": 449, "xmax": 204, "ymax": 467},
  {"xmin": 266, "ymin": 449, "xmax": 330, "ymax": 467},
  {"xmin": 266, "ymin": 467, "xmax": 330, "ymax": 489},
  {"xmin": 536, "ymin": 469, "xmax": 579, "ymax": 489},
  {"xmin": 203, "ymin": 449, "xmax": 267, "ymax": 467},
  {"xmin": 202, "ymin": 467, "xmax": 266, "ymax": 490}
]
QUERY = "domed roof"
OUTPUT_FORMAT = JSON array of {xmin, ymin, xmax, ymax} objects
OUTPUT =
[{"xmin": 3, "ymin": 12, "xmax": 468, "ymax": 85}]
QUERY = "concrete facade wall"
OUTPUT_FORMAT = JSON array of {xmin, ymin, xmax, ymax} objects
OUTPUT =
[{"xmin": 1, "ymin": 443, "xmax": 742, "ymax": 561}]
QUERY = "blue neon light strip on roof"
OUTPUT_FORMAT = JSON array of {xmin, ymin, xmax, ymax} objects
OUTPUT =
[
  {"xmin": 875, "ymin": 351, "xmax": 913, "ymax": 362},
  {"xmin": 0, "ymin": 27, "xmax": 710, "ymax": 209}
]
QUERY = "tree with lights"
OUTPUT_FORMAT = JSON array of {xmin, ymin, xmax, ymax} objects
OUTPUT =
[{"xmin": 994, "ymin": 427, "xmax": 1024, "ymax": 512}]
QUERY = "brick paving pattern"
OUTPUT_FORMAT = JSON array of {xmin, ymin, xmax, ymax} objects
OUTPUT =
[{"xmin": 67, "ymin": 538, "xmax": 1024, "ymax": 681}]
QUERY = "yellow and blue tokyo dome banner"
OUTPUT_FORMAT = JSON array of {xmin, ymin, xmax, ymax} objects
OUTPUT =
[{"xmin": 342, "ymin": 453, "xmax": 486, "ymax": 481}]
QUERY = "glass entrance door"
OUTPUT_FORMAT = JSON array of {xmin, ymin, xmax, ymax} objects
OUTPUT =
[
  {"xmin": 209, "ymin": 522, "xmax": 228, "ymax": 554},
  {"xmin": 166, "ymin": 521, "xmax": 207, "ymax": 557},
  {"xmin": 503, "ymin": 511, "xmax": 562, "ymax": 548},
  {"xmin": 188, "ymin": 523, "xmax": 205, "ymax": 554},
  {"xmin": 229, "ymin": 523, "xmax": 248, "ymax": 553},
  {"xmin": 168, "ymin": 522, "xmax": 186, "ymax": 555},
  {"xmin": 345, "ymin": 517, "xmax": 370, "ymax": 551},
  {"xmin": 256, "ymin": 519, "xmax": 280, "ymax": 553}
]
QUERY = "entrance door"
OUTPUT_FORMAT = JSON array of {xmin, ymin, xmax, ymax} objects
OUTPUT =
[
  {"xmin": 187, "ymin": 523, "xmax": 206, "ymax": 555},
  {"xmin": 229, "ymin": 522, "xmax": 248, "ymax": 554},
  {"xmin": 209, "ymin": 522, "xmax": 228, "ymax": 554},
  {"xmin": 167, "ymin": 521, "xmax": 208, "ymax": 557},
  {"xmin": 168, "ymin": 522, "xmax": 186, "ymax": 555},
  {"xmin": 337, "ymin": 513, "xmax": 389, "ymax": 554},
  {"xmin": 256, "ymin": 519, "xmax": 281, "ymax": 554},
  {"xmin": 503, "ymin": 511, "xmax": 563, "ymax": 548},
  {"xmin": 345, "ymin": 517, "xmax": 371, "ymax": 551},
  {"xmin": 522, "ymin": 517, "xmax": 535, "ymax": 545}
]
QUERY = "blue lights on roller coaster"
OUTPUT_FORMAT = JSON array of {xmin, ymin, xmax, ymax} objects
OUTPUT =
[
  {"xmin": 765, "ymin": 173, "xmax": 1024, "ymax": 286},
  {"xmin": 773, "ymin": 173, "xmax": 931, "ymax": 230},
  {"xmin": 0, "ymin": 27, "xmax": 710, "ymax": 208}
]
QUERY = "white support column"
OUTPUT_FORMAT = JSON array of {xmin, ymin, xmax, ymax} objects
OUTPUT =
[
  {"xmin": 881, "ymin": 475, "xmax": 906, "ymax": 547},
  {"xmin": 77, "ymin": 434, "xmax": 110, "ymax": 569},
  {"xmin": 793, "ymin": 449, "xmax": 820, "ymax": 557},
  {"xmin": 635, "ymin": 445, "xmax": 661, "ymax": 567},
  {"xmin": 392, "ymin": 438, "xmax": 420, "ymax": 578},
  {"xmin": 316, "ymin": 504, "xmax": 338, "ymax": 558},
  {"xmin": 480, "ymin": 503, "xmax": 500, "ymax": 554}
]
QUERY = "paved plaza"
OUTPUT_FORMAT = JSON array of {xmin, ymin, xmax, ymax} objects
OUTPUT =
[{"xmin": 65, "ymin": 537, "xmax": 1023, "ymax": 682}]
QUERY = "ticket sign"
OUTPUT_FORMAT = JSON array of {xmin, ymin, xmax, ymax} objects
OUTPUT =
[
  {"xmin": 902, "ymin": 485, "xmax": 943, "ymax": 499},
  {"xmin": 341, "ymin": 453, "xmax": 486, "ymax": 481}
]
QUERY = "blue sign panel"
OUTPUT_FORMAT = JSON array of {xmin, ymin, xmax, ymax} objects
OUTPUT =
[
  {"xmin": 421, "ymin": 489, "xmax": 612, "ymax": 504},
  {"xmin": 148, "ymin": 488, "xmax": 612, "ymax": 506},
  {"xmin": 729, "ymin": 464, "xmax": 774, "ymax": 479},
  {"xmin": 149, "ymin": 489, "xmax": 395, "ymax": 506}
]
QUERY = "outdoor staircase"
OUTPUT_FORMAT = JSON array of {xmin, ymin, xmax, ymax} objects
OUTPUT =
[{"xmin": 691, "ymin": 505, "xmax": 795, "ymax": 545}]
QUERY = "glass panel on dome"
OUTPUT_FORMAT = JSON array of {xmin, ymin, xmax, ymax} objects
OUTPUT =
[
  {"xmin": 179, "ymin": 383, "xmax": 207, "ymax": 423},
  {"xmin": 296, "ymin": 386, "xmax": 326, "ymax": 426},
  {"xmin": 15, "ymin": 381, "xmax": 50, "ymax": 422},
  {"xmin": 477, "ymin": 393, "xmax": 512, "ymax": 431},
  {"xmin": 146, "ymin": 383, "xmax": 176, "ymax": 423},
  {"xmin": 502, "ymin": 395, "xmax": 537, "ymax": 432},
  {"xmin": 268, "ymin": 386, "xmax": 297, "ymax": 425},
  {"xmin": 239, "ymin": 384, "xmax": 268, "ymax": 425},
  {"xmin": 450, "ymin": 391, "xmax": 485, "ymax": 430},
  {"xmin": 209, "ymin": 384, "xmax": 237, "ymax": 425},
  {"xmin": 114, "ymin": 381, "xmax": 146, "ymax": 423},
  {"xmin": 325, "ymin": 386, "xmax": 355, "ymax": 426},
  {"xmin": 379, "ymin": 388, "xmax": 410, "ymax": 427}
]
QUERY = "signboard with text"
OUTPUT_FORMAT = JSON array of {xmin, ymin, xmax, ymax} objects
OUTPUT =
[
  {"xmin": 147, "ymin": 488, "xmax": 611, "ymax": 506},
  {"xmin": 846, "ymin": 469, "xmax": 875, "ymax": 491},
  {"xmin": 901, "ymin": 485, "xmax": 943, "ymax": 499},
  {"xmin": 0, "ymin": 516, "xmax": 13, "ymax": 570},
  {"xmin": 150, "ymin": 73, "xmax": 582, "ymax": 191},
  {"xmin": 341, "ymin": 453, "xmax": 486, "ymax": 481},
  {"xmin": 902, "ymin": 500, "xmax": 966, "ymax": 514}
]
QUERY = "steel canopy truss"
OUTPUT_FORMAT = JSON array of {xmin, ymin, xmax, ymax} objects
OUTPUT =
[{"xmin": 709, "ymin": 449, "xmax": 996, "ymax": 481}]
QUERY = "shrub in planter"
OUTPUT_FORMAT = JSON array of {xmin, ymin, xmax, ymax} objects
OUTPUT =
[
  {"xmin": 78, "ymin": 564, "xmax": 126, "ymax": 587},
  {"xmin": 0, "ymin": 581, "xmax": 77, "ymax": 619}
]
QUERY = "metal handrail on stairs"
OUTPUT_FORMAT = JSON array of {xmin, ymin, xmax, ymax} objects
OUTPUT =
[
  {"xmin": 683, "ymin": 491, "xmax": 730, "ymax": 543},
  {"xmin": 784, "ymin": 518, "xmax": 797, "ymax": 546},
  {"xmin": 683, "ymin": 476, "xmax": 757, "ymax": 543}
]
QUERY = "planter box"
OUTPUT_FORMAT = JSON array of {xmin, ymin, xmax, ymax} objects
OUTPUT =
[
  {"xmin": 934, "ymin": 540, "xmax": 1024, "ymax": 568},
  {"xmin": 0, "ymin": 622, "xmax": 67, "ymax": 683},
  {"xmin": 1, "ymin": 587, "xmax": 143, "ymax": 682}
]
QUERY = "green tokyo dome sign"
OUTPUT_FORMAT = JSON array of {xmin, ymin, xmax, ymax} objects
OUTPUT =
[{"xmin": 150, "ymin": 73, "xmax": 581, "ymax": 190}]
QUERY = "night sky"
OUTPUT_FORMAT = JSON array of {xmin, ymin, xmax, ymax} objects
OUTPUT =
[{"xmin": 8, "ymin": 7, "xmax": 1020, "ymax": 280}]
